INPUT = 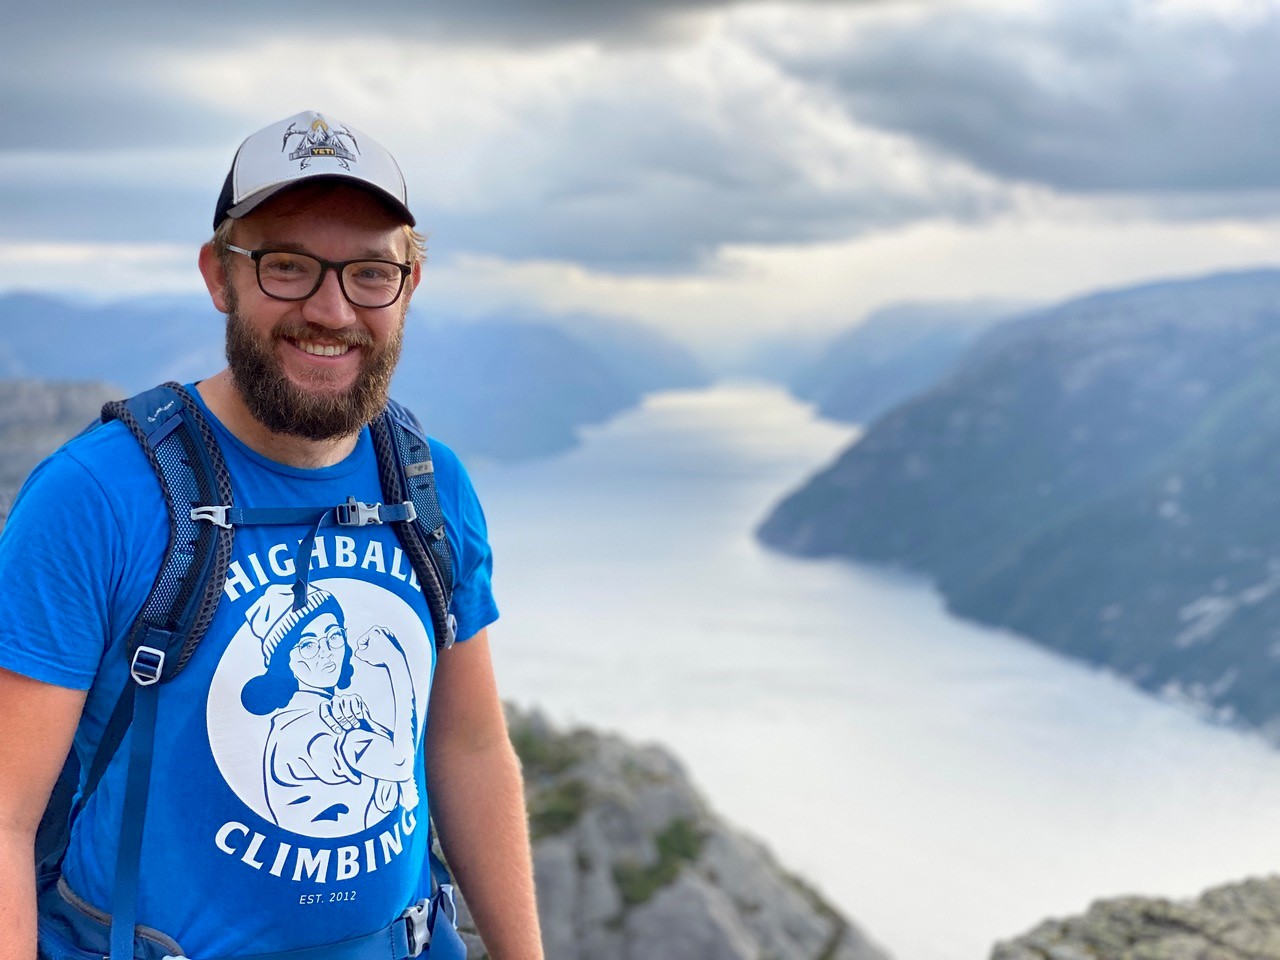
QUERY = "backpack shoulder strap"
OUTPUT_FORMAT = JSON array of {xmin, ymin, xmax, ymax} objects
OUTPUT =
[
  {"xmin": 38, "ymin": 382, "xmax": 235, "ymax": 879},
  {"xmin": 102, "ymin": 382, "xmax": 235, "ymax": 682},
  {"xmin": 370, "ymin": 399, "xmax": 457, "ymax": 650}
]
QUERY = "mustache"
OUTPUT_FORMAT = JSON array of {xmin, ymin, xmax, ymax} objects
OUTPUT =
[{"xmin": 271, "ymin": 321, "xmax": 375, "ymax": 350}]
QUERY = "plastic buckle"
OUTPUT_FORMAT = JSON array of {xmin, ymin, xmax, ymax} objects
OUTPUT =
[
  {"xmin": 444, "ymin": 614, "xmax": 458, "ymax": 650},
  {"xmin": 130, "ymin": 646, "xmax": 165, "ymax": 686},
  {"xmin": 190, "ymin": 505, "xmax": 232, "ymax": 529},
  {"xmin": 336, "ymin": 496, "xmax": 383, "ymax": 526},
  {"xmin": 401, "ymin": 899, "xmax": 432, "ymax": 957}
]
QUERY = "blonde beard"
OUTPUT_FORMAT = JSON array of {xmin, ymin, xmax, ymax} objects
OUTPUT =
[{"xmin": 223, "ymin": 286, "xmax": 405, "ymax": 441}]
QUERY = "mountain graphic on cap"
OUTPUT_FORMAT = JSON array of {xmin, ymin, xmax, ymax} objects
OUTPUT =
[{"xmin": 213, "ymin": 110, "xmax": 414, "ymax": 229}]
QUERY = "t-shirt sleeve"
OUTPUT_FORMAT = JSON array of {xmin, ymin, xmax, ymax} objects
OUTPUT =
[
  {"xmin": 428, "ymin": 440, "xmax": 499, "ymax": 643},
  {"xmin": 0, "ymin": 450, "xmax": 124, "ymax": 689}
]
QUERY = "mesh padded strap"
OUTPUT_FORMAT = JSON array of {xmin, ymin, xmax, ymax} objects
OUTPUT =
[
  {"xmin": 103, "ymin": 383, "xmax": 234, "ymax": 681},
  {"xmin": 371, "ymin": 402, "xmax": 455, "ymax": 650}
]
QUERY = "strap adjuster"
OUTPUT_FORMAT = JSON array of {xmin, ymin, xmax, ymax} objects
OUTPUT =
[
  {"xmin": 190, "ymin": 505, "xmax": 232, "ymax": 529},
  {"xmin": 130, "ymin": 646, "xmax": 165, "ymax": 686},
  {"xmin": 336, "ymin": 496, "xmax": 383, "ymax": 526},
  {"xmin": 335, "ymin": 497, "xmax": 417, "ymax": 526},
  {"xmin": 401, "ymin": 899, "xmax": 432, "ymax": 957}
]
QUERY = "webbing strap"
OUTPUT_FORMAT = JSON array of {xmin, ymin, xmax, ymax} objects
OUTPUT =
[
  {"xmin": 108, "ymin": 680, "xmax": 159, "ymax": 960},
  {"xmin": 78, "ymin": 682, "xmax": 135, "ymax": 818},
  {"xmin": 192, "ymin": 501, "xmax": 417, "ymax": 530},
  {"xmin": 187, "ymin": 500, "xmax": 418, "ymax": 612}
]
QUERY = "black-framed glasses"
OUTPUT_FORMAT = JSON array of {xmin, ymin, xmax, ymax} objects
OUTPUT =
[{"xmin": 227, "ymin": 244, "xmax": 411, "ymax": 309}]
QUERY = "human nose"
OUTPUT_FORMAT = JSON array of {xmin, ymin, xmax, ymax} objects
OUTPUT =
[{"xmin": 300, "ymin": 264, "xmax": 358, "ymax": 328}]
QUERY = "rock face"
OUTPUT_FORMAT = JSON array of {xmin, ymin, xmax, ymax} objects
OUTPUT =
[
  {"xmin": 0, "ymin": 380, "xmax": 118, "ymax": 526},
  {"xmin": 992, "ymin": 875, "xmax": 1280, "ymax": 960},
  {"xmin": 759, "ymin": 269, "xmax": 1280, "ymax": 738},
  {"xmin": 449, "ymin": 708, "xmax": 891, "ymax": 960}
]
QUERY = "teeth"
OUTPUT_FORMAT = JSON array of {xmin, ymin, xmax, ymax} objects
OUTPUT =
[{"xmin": 298, "ymin": 341, "xmax": 350, "ymax": 357}]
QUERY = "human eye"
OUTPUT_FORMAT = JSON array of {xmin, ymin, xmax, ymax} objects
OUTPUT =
[
  {"xmin": 260, "ymin": 253, "xmax": 318, "ymax": 282},
  {"xmin": 296, "ymin": 639, "xmax": 319, "ymax": 658},
  {"xmin": 348, "ymin": 261, "xmax": 399, "ymax": 285}
]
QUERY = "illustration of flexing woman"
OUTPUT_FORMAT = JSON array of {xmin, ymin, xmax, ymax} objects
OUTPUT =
[{"xmin": 240, "ymin": 584, "xmax": 419, "ymax": 835}]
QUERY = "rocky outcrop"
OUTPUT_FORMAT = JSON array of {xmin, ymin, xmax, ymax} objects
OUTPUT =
[
  {"xmin": 992, "ymin": 876, "xmax": 1280, "ymax": 960},
  {"xmin": 0, "ymin": 380, "xmax": 117, "ymax": 525},
  {"xmin": 450, "ymin": 708, "xmax": 891, "ymax": 960}
]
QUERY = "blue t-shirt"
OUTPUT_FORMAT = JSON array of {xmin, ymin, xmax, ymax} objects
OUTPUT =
[{"xmin": 0, "ymin": 388, "xmax": 499, "ymax": 956}]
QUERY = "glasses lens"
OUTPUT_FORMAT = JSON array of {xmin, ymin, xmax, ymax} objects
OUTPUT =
[
  {"xmin": 257, "ymin": 252, "xmax": 322, "ymax": 299},
  {"xmin": 296, "ymin": 639, "xmax": 320, "ymax": 659},
  {"xmin": 324, "ymin": 628, "xmax": 347, "ymax": 650},
  {"xmin": 342, "ymin": 261, "xmax": 405, "ymax": 308}
]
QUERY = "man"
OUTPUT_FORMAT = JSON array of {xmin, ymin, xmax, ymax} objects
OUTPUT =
[{"xmin": 0, "ymin": 111, "xmax": 543, "ymax": 959}]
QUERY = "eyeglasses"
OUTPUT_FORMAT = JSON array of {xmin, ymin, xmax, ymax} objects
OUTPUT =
[
  {"xmin": 294, "ymin": 626, "xmax": 348, "ymax": 660},
  {"xmin": 227, "ymin": 245, "xmax": 411, "ymax": 309}
]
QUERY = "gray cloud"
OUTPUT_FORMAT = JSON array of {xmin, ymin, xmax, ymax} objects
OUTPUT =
[
  {"xmin": 4, "ymin": 0, "xmax": 901, "ymax": 153},
  {"xmin": 0, "ymin": 1, "xmax": 988, "ymax": 270},
  {"xmin": 9, "ymin": 0, "xmax": 902, "ymax": 53},
  {"xmin": 771, "ymin": 1, "xmax": 1280, "ymax": 193},
  {"xmin": 0, "ymin": 75, "xmax": 998, "ymax": 270}
]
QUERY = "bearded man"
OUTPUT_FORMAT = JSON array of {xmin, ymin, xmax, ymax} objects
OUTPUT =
[{"xmin": 0, "ymin": 112, "xmax": 543, "ymax": 960}]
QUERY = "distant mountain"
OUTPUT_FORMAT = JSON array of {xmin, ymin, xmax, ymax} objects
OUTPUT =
[
  {"xmin": 394, "ymin": 313, "xmax": 709, "ymax": 460},
  {"xmin": 481, "ymin": 311, "xmax": 711, "ymax": 398},
  {"xmin": 759, "ymin": 269, "xmax": 1280, "ymax": 738},
  {"xmin": 0, "ymin": 293, "xmax": 708, "ymax": 461},
  {"xmin": 993, "ymin": 875, "xmax": 1280, "ymax": 960},
  {"xmin": 788, "ymin": 301, "xmax": 1026, "ymax": 424},
  {"xmin": 0, "ymin": 292, "xmax": 225, "ymax": 387}
]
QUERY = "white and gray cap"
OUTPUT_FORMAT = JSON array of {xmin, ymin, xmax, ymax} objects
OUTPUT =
[{"xmin": 213, "ymin": 110, "xmax": 414, "ymax": 229}]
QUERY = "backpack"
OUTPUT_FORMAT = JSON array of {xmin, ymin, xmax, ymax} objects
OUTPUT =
[{"xmin": 35, "ymin": 382, "xmax": 465, "ymax": 960}]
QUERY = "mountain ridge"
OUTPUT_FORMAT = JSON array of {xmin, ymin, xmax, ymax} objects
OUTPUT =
[
  {"xmin": 0, "ymin": 293, "xmax": 710, "ymax": 461},
  {"xmin": 759, "ymin": 267, "xmax": 1280, "ymax": 737}
]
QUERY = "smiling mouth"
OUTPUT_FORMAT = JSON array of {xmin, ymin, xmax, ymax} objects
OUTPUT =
[{"xmin": 294, "ymin": 339, "xmax": 352, "ymax": 358}]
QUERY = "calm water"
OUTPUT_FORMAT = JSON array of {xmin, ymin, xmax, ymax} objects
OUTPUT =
[{"xmin": 470, "ymin": 382, "xmax": 1280, "ymax": 960}]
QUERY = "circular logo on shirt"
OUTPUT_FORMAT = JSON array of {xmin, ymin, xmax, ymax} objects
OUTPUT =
[{"xmin": 206, "ymin": 577, "xmax": 432, "ymax": 840}]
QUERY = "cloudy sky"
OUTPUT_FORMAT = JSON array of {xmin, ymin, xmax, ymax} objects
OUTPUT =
[{"xmin": 4, "ymin": 0, "xmax": 1280, "ymax": 351}]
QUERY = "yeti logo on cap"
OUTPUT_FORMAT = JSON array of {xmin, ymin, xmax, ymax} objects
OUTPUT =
[{"xmin": 282, "ymin": 115, "xmax": 359, "ymax": 170}]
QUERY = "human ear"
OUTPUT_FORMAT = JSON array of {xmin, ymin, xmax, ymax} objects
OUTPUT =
[{"xmin": 199, "ymin": 242, "xmax": 232, "ymax": 314}]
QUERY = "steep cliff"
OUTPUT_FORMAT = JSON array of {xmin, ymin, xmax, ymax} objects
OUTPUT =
[{"xmin": 759, "ymin": 269, "xmax": 1280, "ymax": 736}]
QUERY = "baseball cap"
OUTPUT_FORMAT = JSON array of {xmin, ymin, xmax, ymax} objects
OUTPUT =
[{"xmin": 213, "ymin": 110, "xmax": 414, "ymax": 229}]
